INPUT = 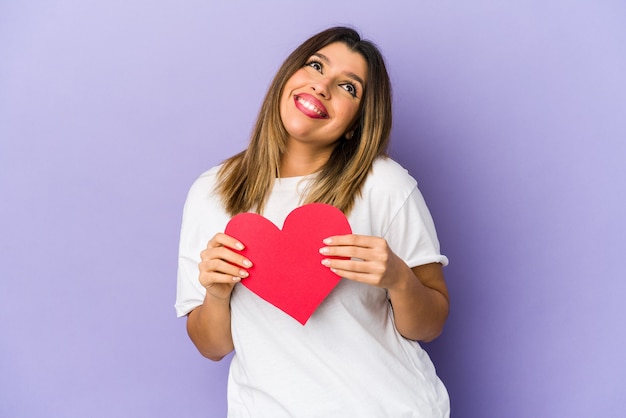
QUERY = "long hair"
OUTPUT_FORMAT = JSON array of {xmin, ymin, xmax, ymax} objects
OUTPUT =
[{"xmin": 216, "ymin": 27, "xmax": 392, "ymax": 216}]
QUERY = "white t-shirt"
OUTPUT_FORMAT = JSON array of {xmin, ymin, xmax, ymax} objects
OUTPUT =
[{"xmin": 176, "ymin": 157, "xmax": 450, "ymax": 417}]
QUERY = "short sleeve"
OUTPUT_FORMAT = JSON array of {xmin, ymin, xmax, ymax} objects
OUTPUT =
[
  {"xmin": 175, "ymin": 168, "xmax": 230, "ymax": 317},
  {"xmin": 383, "ymin": 186, "xmax": 449, "ymax": 269}
]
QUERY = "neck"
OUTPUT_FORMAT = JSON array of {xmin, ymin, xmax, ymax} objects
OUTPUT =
[{"xmin": 279, "ymin": 148, "xmax": 332, "ymax": 178}]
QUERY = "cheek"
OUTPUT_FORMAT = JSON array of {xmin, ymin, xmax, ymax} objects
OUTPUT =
[
  {"xmin": 280, "ymin": 73, "xmax": 304, "ymax": 113},
  {"xmin": 284, "ymin": 70, "xmax": 307, "ymax": 90},
  {"xmin": 337, "ymin": 101, "xmax": 361, "ymax": 126},
  {"xmin": 279, "ymin": 91, "xmax": 289, "ymax": 114}
]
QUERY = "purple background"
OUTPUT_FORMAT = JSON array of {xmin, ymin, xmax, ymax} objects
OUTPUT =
[{"xmin": 2, "ymin": 1, "xmax": 625, "ymax": 417}]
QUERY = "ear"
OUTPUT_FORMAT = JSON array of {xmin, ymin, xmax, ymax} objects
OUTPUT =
[{"xmin": 345, "ymin": 117, "xmax": 361, "ymax": 140}]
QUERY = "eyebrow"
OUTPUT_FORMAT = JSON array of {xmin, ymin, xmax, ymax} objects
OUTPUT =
[{"xmin": 313, "ymin": 52, "xmax": 366, "ymax": 90}]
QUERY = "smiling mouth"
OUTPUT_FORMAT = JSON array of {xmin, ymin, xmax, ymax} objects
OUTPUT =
[{"xmin": 295, "ymin": 95, "xmax": 328, "ymax": 118}]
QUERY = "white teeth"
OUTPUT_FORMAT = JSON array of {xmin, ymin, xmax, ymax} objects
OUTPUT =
[{"xmin": 297, "ymin": 97, "xmax": 326, "ymax": 117}]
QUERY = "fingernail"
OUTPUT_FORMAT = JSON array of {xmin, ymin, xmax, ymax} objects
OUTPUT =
[
  {"xmin": 319, "ymin": 247, "xmax": 329, "ymax": 255},
  {"xmin": 232, "ymin": 276, "xmax": 241, "ymax": 282},
  {"xmin": 239, "ymin": 270, "xmax": 249, "ymax": 278},
  {"xmin": 321, "ymin": 259, "xmax": 331, "ymax": 267},
  {"xmin": 323, "ymin": 238, "xmax": 332, "ymax": 245},
  {"xmin": 235, "ymin": 242, "xmax": 244, "ymax": 250},
  {"xmin": 242, "ymin": 259, "xmax": 252, "ymax": 267}
]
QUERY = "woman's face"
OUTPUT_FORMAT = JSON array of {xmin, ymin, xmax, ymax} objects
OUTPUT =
[{"xmin": 280, "ymin": 42, "xmax": 367, "ymax": 154}]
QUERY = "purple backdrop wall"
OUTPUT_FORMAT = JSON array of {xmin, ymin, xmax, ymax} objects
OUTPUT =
[{"xmin": 2, "ymin": 1, "xmax": 625, "ymax": 417}]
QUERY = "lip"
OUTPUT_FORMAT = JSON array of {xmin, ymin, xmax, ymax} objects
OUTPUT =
[{"xmin": 293, "ymin": 94, "xmax": 329, "ymax": 119}]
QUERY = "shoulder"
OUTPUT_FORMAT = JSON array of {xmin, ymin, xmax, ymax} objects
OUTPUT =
[
  {"xmin": 181, "ymin": 165, "xmax": 228, "ymax": 221},
  {"xmin": 364, "ymin": 157, "xmax": 417, "ymax": 194},
  {"xmin": 186, "ymin": 165, "xmax": 222, "ymax": 199}
]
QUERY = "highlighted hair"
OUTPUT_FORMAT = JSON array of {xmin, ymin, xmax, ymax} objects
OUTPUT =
[{"xmin": 216, "ymin": 27, "xmax": 392, "ymax": 216}]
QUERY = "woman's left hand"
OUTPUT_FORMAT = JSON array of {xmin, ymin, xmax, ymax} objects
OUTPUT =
[
  {"xmin": 319, "ymin": 234, "xmax": 407, "ymax": 290},
  {"xmin": 320, "ymin": 234, "xmax": 450, "ymax": 341}
]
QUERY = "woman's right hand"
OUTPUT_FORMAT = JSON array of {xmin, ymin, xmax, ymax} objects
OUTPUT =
[{"xmin": 198, "ymin": 232, "xmax": 252, "ymax": 301}]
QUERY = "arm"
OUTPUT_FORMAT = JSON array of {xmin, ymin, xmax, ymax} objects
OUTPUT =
[
  {"xmin": 187, "ymin": 293, "xmax": 234, "ymax": 361},
  {"xmin": 320, "ymin": 235, "xmax": 449, "ymax": 342},
  {"xmin": 187, "ymin": 233, "xmax": 252, "ymax": 361},
  {"xmin": 387, "ymin": 262, "xmax": 449, "ymax": 342}
]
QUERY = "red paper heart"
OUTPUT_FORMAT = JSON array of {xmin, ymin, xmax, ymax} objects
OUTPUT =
[{"xmin": 224, "ymin": 203, "xmax": 352, "ymax": 325}]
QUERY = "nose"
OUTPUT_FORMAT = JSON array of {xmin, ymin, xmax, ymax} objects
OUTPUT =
[{"xmin": 311, "ymin": 78, "xmax": 331, "ymax": 98}]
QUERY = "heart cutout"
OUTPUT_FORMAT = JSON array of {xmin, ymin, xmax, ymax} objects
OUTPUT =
[{"xmin": 224, "ymin": 203, "xmax": 352, "ymax": 325}]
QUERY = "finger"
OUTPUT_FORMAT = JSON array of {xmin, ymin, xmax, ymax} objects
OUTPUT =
[
  {"xmin": 200, "ymin": 258, "xmax": 250, "ymax": 279},
  {"xmin": 323, "ymin": 234, "xmax": 383, "ymax": 249},
  {"xmin": 199, "ymin": 266, "xmax": 248, "ymax": 290},
  {"xmin": 200, "ymin": 272, "xmax": 242, "ymax": 287},
  {"xmin": 202, "ymin": 246, "xmax": 253, "ymax": 269},
  {"xmin": 201, "ymin": 270, "xmax": 244, "ymax": 284},
  {"xmin": 324, "ymin": 265, "xmax": 376, "ymax": 284},
  {"xmin": 319, "ymin": 245, "xmax": 378, "ymax": 261},
  {"xmin": 322, "ymin": 234, "xmax": 359, "ymax": 247},
  {"xmin": 200, "ymin": 273, "xmax": 240, "ymax": 300},
  {"xmin": 320, "ymin": 238, "xmax": 390, "ymax": 262},
  {"xmin": 207, "ymin": 232, "xmax": 246, "ymax": 251},
  {"xmin": 321, "ymin": 257, "xmax": 383, "ymax": 275}
]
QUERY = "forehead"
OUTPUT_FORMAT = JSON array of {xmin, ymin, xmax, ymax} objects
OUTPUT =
[{"xmin": 314, "ymin": 42, "xmax": 368, "ymax": 84}]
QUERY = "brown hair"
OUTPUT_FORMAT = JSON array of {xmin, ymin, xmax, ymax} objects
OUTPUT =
[{"xmin": 216, "ymin": 26, "xmax": 392, "ymax": 216}]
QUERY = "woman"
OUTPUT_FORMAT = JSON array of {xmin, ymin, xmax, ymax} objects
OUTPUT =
[{"xmin": 176, "ymin": 27, "xmax": 450, "ymax": 417}]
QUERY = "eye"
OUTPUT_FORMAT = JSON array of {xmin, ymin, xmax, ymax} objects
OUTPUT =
[
  {"xmin": 341, "ymin": 83, "xmax": 358, "ymax": 98},
  {"xmin": 306, "ymin": 60, "xmax": 323, "ymax": 72}
]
